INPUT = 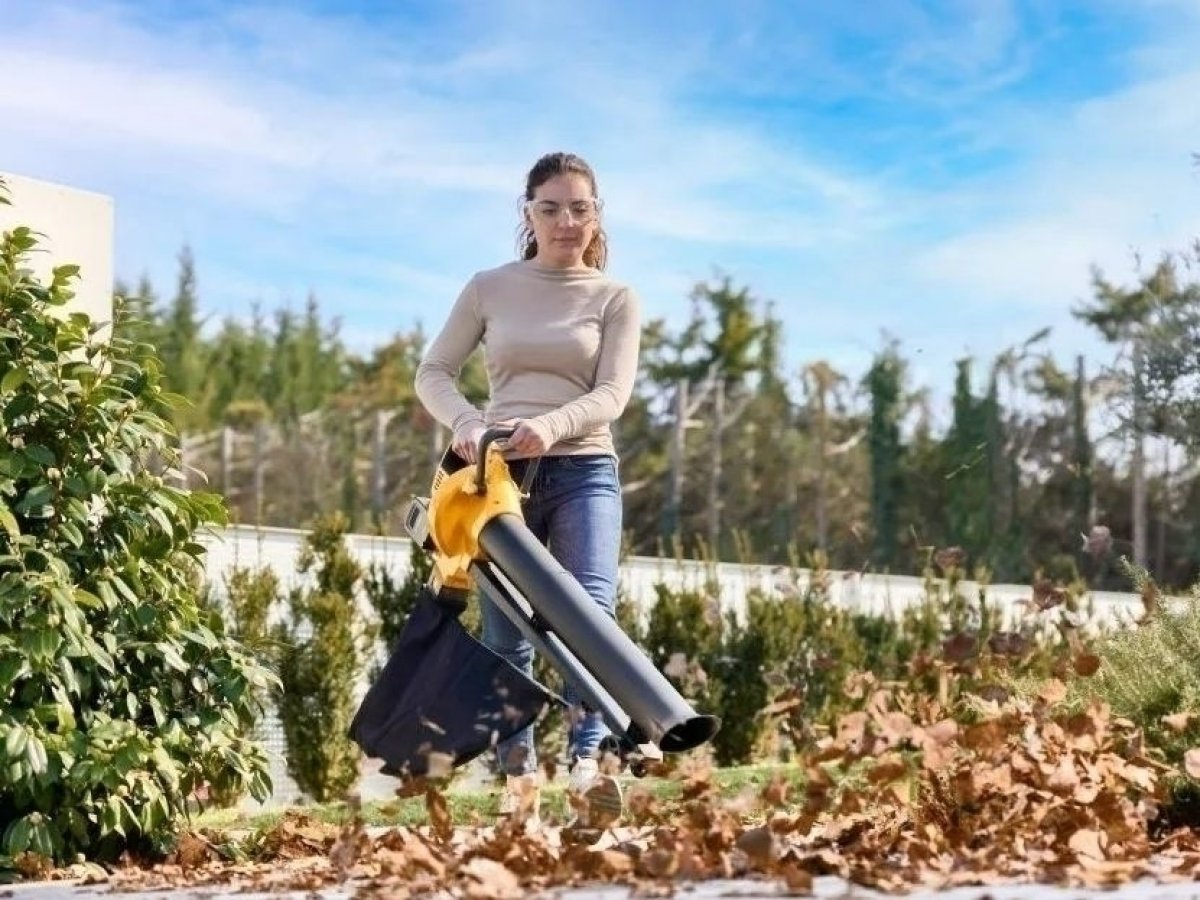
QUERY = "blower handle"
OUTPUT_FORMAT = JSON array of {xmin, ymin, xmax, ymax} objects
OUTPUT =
[{"xmin": 475, "ymin": 426, "xmax": 517, "ymax": 492}]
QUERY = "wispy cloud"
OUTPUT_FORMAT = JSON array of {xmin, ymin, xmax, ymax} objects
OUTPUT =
[{"xmin": 2, "ymin": 0, "xmax": 1198, "ymax": 390}]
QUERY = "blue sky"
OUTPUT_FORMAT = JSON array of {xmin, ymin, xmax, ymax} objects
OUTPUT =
[{"xmin": 2, "ymin": 0, "xmax": 1199, "ymax": 426}]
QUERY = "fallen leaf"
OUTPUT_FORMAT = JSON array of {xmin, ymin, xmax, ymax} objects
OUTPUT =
[
  {"xmin": 1069, "ymin": 829, "xmax": 1107, "ymax": 862},
  {"xmin": 1164, "ymin": 713, "xmax": 1196, "ymax": 733},
  {"xmin": 1184, "ymin": 748, "xmax": 1200, "ymax": 779}
]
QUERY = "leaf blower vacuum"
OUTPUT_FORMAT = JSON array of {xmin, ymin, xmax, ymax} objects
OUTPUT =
[{"xmin": 349, "ymin": 427, "xmax": 719, "ymax": 779}]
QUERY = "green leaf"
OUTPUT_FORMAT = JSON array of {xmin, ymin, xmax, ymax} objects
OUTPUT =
[
  {"xmin": 23, "ymin": 444, "xmax": 55, "ymax": 466},
  {"xmin": 157, "ymin": 392, "xmax": 191, "ymax": 410},
  {"xmin": 23, "ymin": 734, "xmax": 47, "ymax": 774},
  {"xmin": 101, "ymin": 796, "xmax": 124, "ymax": 838},
  {"xmin": 157, "ymin": 643, "xmax": 188, "ymax": 672},
  {"xmin": 110, "ymin": 574, "xmax": 138, "ymax": 605},
  {"xmin": 95, "ymin": 580, "xmax": 119, "ymax": 610},
  {"xmin": 148, "ymin": 697, "xmax": 166, "ymax": 727},
  {"xmin": 0, "ymin": 657, "xmax": 27, "ymax": 692},
  {"xmin": 85, "ymin": 638, "xmax": 116, "ymax": 674},
  {"xmin": 57, "ymin": 656, "xmax": 79, "ymax": 696},
  {"xmin": 0, "ymin": 503, "xmax": 18, "ymax": 542},
  {"xmin": 4, "ymin": 392, "xmax": 35, "ymax": 420},
  {"xmin": 15, "ymin": 483, "xmax": 54, "ymax": 515},
  {"xmin": 73, "ymin": 587, "xmax": 103, "ymax": 610},
  {"xmin": 57, "ymin": 520, "xmax": 83, "ymax": 548},
  {"xmin": 4, "ymin": 724, "xmax": 28, "ymax": 759},
  {"xmin": 3, "ymin": 816, "xmax": 31, "ymax": 855},
  {"xmin": 21, "ymin": 628, "xmax": 60, "ymax": 663},
  {"xmin": 27, "ymin": 819, "xmax": 54, "ymax": 858},
  {"xmin": 0, "ymin": 367, "xmax": 27, "ymax": 394},
  {"xmin": 148, "ymin": 506, "xmax": 174, "ymax": 537}
]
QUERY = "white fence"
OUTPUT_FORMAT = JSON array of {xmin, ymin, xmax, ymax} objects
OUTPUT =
[
  {"xmin": 197, "ymin": 524, "xmax": 1147, "ymax": 627},
  {"xmin": 196, "ymin": 523, "xmax": 1151, "ymax": 807}
]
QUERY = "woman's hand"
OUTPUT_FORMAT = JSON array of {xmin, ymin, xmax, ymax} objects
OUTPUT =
[
  {"xmin": 451, "ymin": 423, "xmax": 487, "ymax": 464},
  {"xmin": 504, "ymin": 419, "xmax": 554, "ymax": 457}
]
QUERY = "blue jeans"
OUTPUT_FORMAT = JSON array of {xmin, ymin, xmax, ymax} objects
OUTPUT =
[{"xmin": 480, "ymin": 453, "xmax": 623, "ymax": 776}]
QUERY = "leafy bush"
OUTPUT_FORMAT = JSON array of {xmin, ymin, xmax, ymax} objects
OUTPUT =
[
  {"xmin": 0, "ymin": 190, "xmax": 274, "ymax": 863},
  {"xmin": 636, "ymin": 549, "xmax": 1083, "ymax": 767},
  {"xmin": 274, "ymin": 511, "xmax": 374, "ymax": 802}
]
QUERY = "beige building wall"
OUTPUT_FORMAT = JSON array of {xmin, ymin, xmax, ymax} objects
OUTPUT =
[{"xmin": 0, "ymin": 172, "xmax": 114, "ymax": 336}]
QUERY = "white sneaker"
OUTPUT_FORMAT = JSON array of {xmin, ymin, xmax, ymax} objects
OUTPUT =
[
  {"xmin": 565, "ymin": 757, "xmax": 623, "ymax": 829},
  {"xmin": 498, "ymin": 772, "xmax": 541, "ymax": 831}
]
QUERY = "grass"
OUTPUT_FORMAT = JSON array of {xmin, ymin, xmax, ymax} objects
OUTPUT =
[{"xmin": 192, "ymin": 762, "xmax": 804, "ymax": 834}]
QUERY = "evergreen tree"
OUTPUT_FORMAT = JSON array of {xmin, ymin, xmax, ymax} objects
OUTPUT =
[
  {"xmin": 158, "ymin": 246, "xmax": 208, "ymax": 432},
  {"xmin": 864, "ymin": 341, "xmax": 906, "ymax": 570}
]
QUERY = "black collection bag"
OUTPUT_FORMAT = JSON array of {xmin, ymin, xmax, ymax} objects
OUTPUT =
[{"xmin": 349, "ymin": 586, "xmax": 559, "ymax": 778}]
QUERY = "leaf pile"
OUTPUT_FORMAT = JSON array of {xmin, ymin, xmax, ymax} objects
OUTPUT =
[{"xmin": 91, "ymin": 678, "xmax": 1200, "ymax": 898}]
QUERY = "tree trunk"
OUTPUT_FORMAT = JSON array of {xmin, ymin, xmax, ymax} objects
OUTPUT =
[
  {"xmin": 708, "ymin": 379, "xmax": 724, "ymax": 555},
  {"xmin": 664, "ymin": 379, "xmax": 688, "ymax": 543},
  {"xmin": 1157, "ymin": 437, "xmax": 1170, "ymax": 579},
  {"xmin": 372, "ymin": 410, "xmax": 388, "ymax": 525},
  {"xmin": 815, "ymin": 384, "xmax": 829, "ymax": 552},
  {"xmin": 1132, "ymin": 338, "xmax": 1148, "ymax": 568},
  {"xmin": 221, "ymin": 425, "xmax": 234, "ymax": 497},
  {"xmin": 253, "ymin": 422, "xmax": 267, "ymax": 526}
]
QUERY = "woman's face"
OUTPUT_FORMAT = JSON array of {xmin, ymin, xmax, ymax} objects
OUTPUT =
[{"xmin": 524, "ymin": 173, "xmax": 600, "ymax": 268}]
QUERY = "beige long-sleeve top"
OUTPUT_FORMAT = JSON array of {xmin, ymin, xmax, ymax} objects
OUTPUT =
[{"xmin": 414, "ymin": 260, "xmax": 642, "ymax": 458}]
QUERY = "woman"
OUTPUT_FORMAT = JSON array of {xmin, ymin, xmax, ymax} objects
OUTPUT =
[{"xmin": 414, "ymin": 151, "xmax": 640, "ymax": 828}]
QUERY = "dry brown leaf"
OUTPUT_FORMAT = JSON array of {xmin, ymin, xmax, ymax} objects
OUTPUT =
[
  {"xmin": 780, "ymin": 861, "xmax": 814, "ymax": 895},
  {"xmin": 1047, "ymin": 756, "xmax": 1080, "ymax": 793},
  {"xmin": 1069, "ymin": 829, "xmax": 1107, "ymax": 862},
  {"xmin": 1164, "ymin": 713, "xmax": 1197, "ymax": 733},
  {"xmin": 736, "ymin": 826, "xmax": 777, "ymax": 869},
  {"xmin": 639, "ymin": 847, "xmax": 680, "ymax": 878},
  {"xmin": 425, "ymin": 784, "xmax": 453, "ymax": 844},
  {"xmin": 1183, "ymin": 748, "xmax": 1200, "ymax": 779},
  {"xmin": 1039, "ymin": 678, "xmax": 1068, "ymax": 705},
  {"xmin": 867, "ymin": 753, "xmax": 909, "ymax": 784},
  {"xmin": 460, "ymin": 858, "xmax": 523, "ymax": 900},
  {"xmin": 941, "ymin": 631, "xmax": 978, "ymax": 665},
  {"xmin": 663, "ymin": 652, "xmax": 689, "ymax": 680}
]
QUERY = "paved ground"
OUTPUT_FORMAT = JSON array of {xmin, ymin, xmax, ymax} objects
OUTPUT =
[{"xmin": 7, "ymin": 875, "xmax": 1200, "ymax": 899}]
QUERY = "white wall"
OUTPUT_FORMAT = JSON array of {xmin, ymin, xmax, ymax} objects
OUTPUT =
[
  {"xmin": 0, "ymin": 172, "xmax": 114, "ymax": 336},
  {"xmin": 198, "ymin": 523, "xmax": 1149, "ymax": 629}
]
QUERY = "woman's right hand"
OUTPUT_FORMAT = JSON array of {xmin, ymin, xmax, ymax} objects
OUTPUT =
[{"xmin": 452, "ymin": 423, "xmax": 488, "ymax": 464}]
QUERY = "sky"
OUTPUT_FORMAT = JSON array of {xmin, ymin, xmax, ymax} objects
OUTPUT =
[{"xmin": 2, "ymin": 0, "xmax": 1199, "ymax": 426}]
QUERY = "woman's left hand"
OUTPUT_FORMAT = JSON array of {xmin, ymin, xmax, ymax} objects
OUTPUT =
[{"xmin": 503, "ymin": 419, "xmax": 554, "ymax": 457}]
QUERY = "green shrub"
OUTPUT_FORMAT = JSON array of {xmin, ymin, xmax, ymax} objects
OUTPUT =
[
  {"xmin": 1079, "ymin": 578, "xmax": 1200, "ymax": 768},
  {"xmin": 710, "ymin": 584, "xmax": 875, "ymax": 765},
  {"xmin": 222, "ymin": 564, "xmax": 281, "ymax": 658},
  {"xmin": 635, "ymin": 552, "xmax": 1075, "ymax": 767},
  {"xmin": 0, "ymin": 192, "xmax": 274, "ymax": 863},
  {"xmin": 641, "ymin": 579, "xmax": 723, "ymax": 720},
  {"xmin": 274, "ymin": 512, "xmax": 375, "ymax": 802}
]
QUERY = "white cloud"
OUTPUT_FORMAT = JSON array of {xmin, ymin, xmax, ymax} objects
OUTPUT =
[
  {"xmin": 909, "ymin": 61, "xmax": 1200, "ymax": 314},
  {"xmin": 3, "ymin": 0, "xmax": 1199, "ymax": 396}
]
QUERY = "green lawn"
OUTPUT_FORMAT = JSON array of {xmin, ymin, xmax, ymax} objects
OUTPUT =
[{"xmin": 193, "ymin": 763, "xmax": 804, "ymax": 834}]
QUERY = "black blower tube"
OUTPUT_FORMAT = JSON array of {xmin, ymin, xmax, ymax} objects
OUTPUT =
[{"xmin": 477, "ymin": 512, "xmax": 720, "ymax": 753}]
